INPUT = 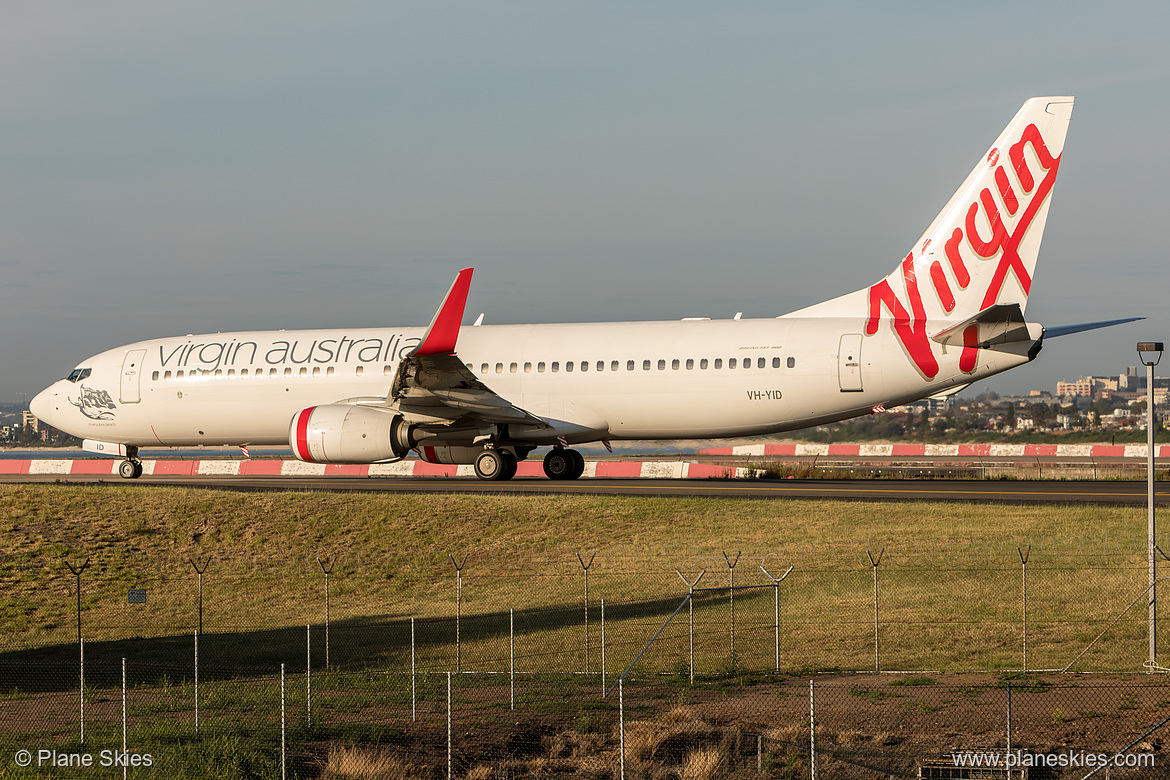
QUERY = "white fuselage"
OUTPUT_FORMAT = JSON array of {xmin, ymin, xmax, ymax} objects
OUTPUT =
[{"xmin": 30, "ymin": 314, "xmax": 1034, "ymax": 449}]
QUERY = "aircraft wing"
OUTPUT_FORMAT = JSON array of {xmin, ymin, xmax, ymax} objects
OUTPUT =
[{"xmin": 387, "ymin": 269, "xmax": 548, "ymax": 428}]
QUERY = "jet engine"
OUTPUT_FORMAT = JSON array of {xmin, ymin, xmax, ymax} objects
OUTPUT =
[{"xmin": 289, "ymin": 405, "xmax": 417, "ymax": 463}]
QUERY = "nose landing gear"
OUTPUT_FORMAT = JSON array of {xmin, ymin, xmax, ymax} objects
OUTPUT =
[{"xmin": 118, "ymin": 446, "xmax": 143, "ymax": 479}]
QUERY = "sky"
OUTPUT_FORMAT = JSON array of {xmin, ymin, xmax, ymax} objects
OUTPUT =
[{"xmin": 3, "ymin": 2, "xmax": 1169, "ymax": 404}]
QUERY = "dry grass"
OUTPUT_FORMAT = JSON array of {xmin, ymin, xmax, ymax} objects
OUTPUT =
[
  {"xmin": 680, "ymin": 747, "xmax": 725, "ymax": 780},
  {"xmin": 320, "ymin": 744, "xmax": 420, "ymax": 779}
]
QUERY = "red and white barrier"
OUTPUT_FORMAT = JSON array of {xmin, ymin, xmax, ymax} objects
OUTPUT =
[
  {"xmin": 0, "ymin": 459, "xmax": 747, "ymax": 479},
  {"xmin": 700, "ymin": 443, "xmax": 1170, "ymax": 458}
]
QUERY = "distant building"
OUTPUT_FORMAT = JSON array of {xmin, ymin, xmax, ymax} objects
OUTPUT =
[{"xmin": 21, "ymin": 411, "xmax": 38, "ymax": 433}]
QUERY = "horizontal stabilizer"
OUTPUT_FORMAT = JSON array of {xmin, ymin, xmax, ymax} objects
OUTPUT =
[
  {"xmin": 1043, "ymin": 317, "xmax": 1144, "ymax": 339},
  {"xmin": 931, "ymin": 303, "xmax": 1031, "ymax": 349}
]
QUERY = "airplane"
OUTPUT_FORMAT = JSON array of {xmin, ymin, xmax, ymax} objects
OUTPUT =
[{"xmin": 30, "ymin": 96, "xmax": 1139, "ymax": 481}]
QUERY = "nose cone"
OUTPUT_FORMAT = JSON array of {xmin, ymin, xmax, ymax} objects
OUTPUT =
[{"xmin": 29, "ymin": 384, "xmax": 59, "ymax": 427}]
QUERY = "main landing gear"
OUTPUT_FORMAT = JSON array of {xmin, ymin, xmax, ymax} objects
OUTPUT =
[
  {"xmin": 118, "ymin": 446, "xmax": 143, "ymax": 479},
  {"xmin": 471, "ymin": 446, "xmax": 585, "ymax": 481},
  {"xmin": 474, "ymin": 448, "xmax": 518, "ymax": 481},
  {"xmin": 542, "ymin": 447, "xmax": 585, "ymax": 480}
]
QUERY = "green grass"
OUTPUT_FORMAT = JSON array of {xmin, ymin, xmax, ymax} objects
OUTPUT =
[{"xmin": 0, "ymin": 483, "xmax": 1160, "ymax": 679}]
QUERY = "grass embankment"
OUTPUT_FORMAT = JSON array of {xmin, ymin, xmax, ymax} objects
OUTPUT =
[{"xmin": 0, "ymin": 484, "xmax": 1156, "ymax": 675}]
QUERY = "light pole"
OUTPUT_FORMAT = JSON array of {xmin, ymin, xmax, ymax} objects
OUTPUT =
[{"xmin": 1138, "ymin": 341, "xmax": 1163, "ymax": 670}]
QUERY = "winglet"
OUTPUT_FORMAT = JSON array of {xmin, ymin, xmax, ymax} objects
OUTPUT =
[{"xmin": 412, "ymin": 268, "xmax": 474, "ymax": 356}]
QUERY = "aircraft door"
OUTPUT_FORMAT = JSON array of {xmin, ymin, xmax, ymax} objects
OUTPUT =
[
  {"xmin": 838, "ymin": 334, "xmax": 863, "ymax": 392},
  {"xmin": 120, "ymin": 349, "xmax": 147, "ymax": 404}
]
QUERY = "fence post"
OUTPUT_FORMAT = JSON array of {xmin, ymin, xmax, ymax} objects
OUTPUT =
[
  {"xmin": 411, "ymin": 617, "xmax": 417, "ymax": 722},
  {"xmin": 66, "ymin": 557, "xmax": 89, "ymax": 744},
  {"xmin": 306, "ymin": 624, "xmax": 312, "ymax": 729},
  {"xmin": 449, "ymin": 554, "xmax": 467, "ymax": 673},
  {"xmin": 723, "ymin": 552, "xmax": 741, "ymax": 663},
  {"xmin": 1006, "ymin": 679, "xmax": 1012, "ymax": 756},
  {"xmin": 317, "ymin": 556, "xmax": 336, "ymax": 668},
  {"xmin": 447, "ymin": 671, "xmax": 453, "ymax": 780},
  {"xmin": 122, "ymin": 657, "xmax": 127, "ymax": 780},
  {"xmin": 677, "ymin": 569, "xmax": 706, "ymax": 685},
  {"xmin": 194, "ymin": 631, "xmax": 200, "ymax": 736},
  {"xmin": 1018, "ymin": 546, "xmax": 1030, "ymax": 671},
  {"xmin": 577, "ymin": 552, "xmax": 595, "ymax": 673},
  {"xmin": 281, "ymin": 663, "xmax": 287, "ymax": 780},
  {"xmin": 619, "ymin": 678, "xmax": 626, "ymax": 780},
  {"xmin": 189, "ymin": 556, "xmax": 210, "ymax": 637},
  {"xmin": 867, "ymin": 548, "xmax": 884, "ymax": 673},
  {"xmin": 509, "ymin": 608, "xmax": 515, "ymax": 711},
  {"xmin": 809, "ymin": 679, "xmax": 817, "ymax": 780},
  {"xmin": 760, "ymin": 563, "xmax": 794, "ymax": 673},
  {"xmin": 601, "ymin": 599, "xmax": 606, "ymax": 697},
  {"xmin": 80, "ymin": 637, "xmax": 85, "ymax": 745}
]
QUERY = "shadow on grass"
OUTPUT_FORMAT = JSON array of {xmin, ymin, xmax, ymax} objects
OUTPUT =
[{"xmin": 0, "ymin": 589, "xmax": 767, "ymax": 694}]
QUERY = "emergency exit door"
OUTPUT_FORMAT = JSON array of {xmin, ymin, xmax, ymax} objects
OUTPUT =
[{"xmin": 120, "ymin": 349, "xmax": 146, "ymax": 404}]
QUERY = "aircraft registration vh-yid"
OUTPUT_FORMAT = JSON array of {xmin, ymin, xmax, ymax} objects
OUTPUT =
[{"xmin": 31, "ymin": 96, "xmax": 1139, "ymax": 480}]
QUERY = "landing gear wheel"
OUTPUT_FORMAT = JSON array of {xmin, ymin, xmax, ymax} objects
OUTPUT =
[
  {"xmin": 474, "ymin": 449, "xmax": 517, "ymax": 481},
  {"xmin": 119, "ymin": 459, "xmax": 143, "ymax": 479},
  {"xmin": 543, "ymin": 448, "xmax": 585, "ymax": 480},
  {"xmin": 566, "ymin": 449, "xmax": 585, "ymax": 480},
  {"xmin": 500, "ymin": 451, "xmax": 518, "ymax": 480}
]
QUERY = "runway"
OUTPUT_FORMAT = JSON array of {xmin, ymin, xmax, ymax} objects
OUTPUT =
[{"xmin": 5, "ymin": 470, "xmax": 1168, "ymax": 505}]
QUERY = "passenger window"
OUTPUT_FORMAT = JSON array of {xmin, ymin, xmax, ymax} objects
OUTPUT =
[
  {"xmin": 495, "ymin": 363, "xmax": 504, "ymax": 374},
  {"xmin": 581, "ymin": 361, "xmax": 588, "ymax": 372},
  {"xmin": 312, "ymin": 367, "xmax": 320, "ymax": 377},
  {"xmin": 611, "ymin": 361, "xmax": 619, "ymax": 371},
  {"xmin": 729, "ymin": 358, "xmax": 737, "ymax": 369},
  {"xmin": 552, "ymin": 362, "xmax": 560, "ymax": 372},
  {"xmin": 538, "ymin": 362, "xmax": 546, "ymax": 373},
  {"xmin": 671, "ymin": 359, "xmax": 680, "ymax": 370},
  {"xmin": 567, "ymin": 362, "xmax": 575, "ymax": 373},
  {"xmin": 285, "ymin": 368, "xmax": 292, "ymax": 377},
  {"xmin": 152, "ymin": 371, "xmax": 159, "ymax": 381},
  {"xmin": 643, "ymin": 360, "xmax": 651, "ymax": 371},
  {"xmin": 481, "ymin": 363, "xmax": 489, "ymax": 374},
  {"xmin": 758, "ymin": 358, "xmax": 765, "ymax": 368},
  {"xmin": 743, "ymin": 359, "xmax": 751, "ymax": 369},
  {"xmin": 597, "ymin": 361, "xmax": 605, "ymax": 372},
  {"xmin": 524, "ymin": 362, "xmax": 532, "ymax": 373},
  {"xmin": 700, "ymin": 358, "xmax": 708, "ymax": 369},
  {"xmin": 627, "ymin": 360, "xmax": 635, "ymax": 371},
  {"xmin": 714, "ymin": 359, "xmax": 722, "ymax": 369},
  {"xmin": 270, "ymin": 368, "xmax": 278, "ymax": 377},
  {"xmin": 384, "ymin": 365, "xmax": 393, "ymax": 376},
  {"xmin": 686, "ymin": 359, "xmax": 694, "ymax": 370},
  {"xmin": 773, "ymin": 357, "xmax": 781, "ymax": 368},
  {"xmin": 164, "ymin": 371, "xmax": 172, "ymax": 380},
  {"xmin": 215, "ymin": 369, "xmax": 223, "ymax": 377},
  {"xmin": 509, "ymin": 363, "xmax": 518, "ymax": 373},
  {"xmin": 657, "ymin": 359, "xmax": 666, "ymax": 370},
  {"xmin": 299, "ymin": 367, "xmax": 307, "ymax": 377},
  {"xmin": 227, "ymin": 370, "xmax": 235, "ymax": 377},
  {"xmin": 787, "ymin": 357, "xmax": 795, "ymax": 368},
  {"xmin": 327, "ymin": 367, "xmax": 334, "ymax": 376}
]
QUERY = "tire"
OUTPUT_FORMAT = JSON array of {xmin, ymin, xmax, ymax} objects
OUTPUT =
[
  {"xmin": 543, "ymin": 449, "xmax": 572, "ymax": 480},
  {"xmin": 566, "ymin": 449, "xmax": 585, "ymax": 480},
  {"xmin": 474, "ymin": 449, "xmax": 507, "ymax": 481},
  {"xmin": 119, "ymin": 459, "xmax": 141, "ymax": 479},
  {"xmin": 499, "ymin": 451, "xmax": 518, "ymax": 481}
]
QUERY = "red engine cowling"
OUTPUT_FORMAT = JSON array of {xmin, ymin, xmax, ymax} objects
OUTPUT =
[{"xmin": 289, "ymin": 405, "xmax": 414, "ymax": 463}]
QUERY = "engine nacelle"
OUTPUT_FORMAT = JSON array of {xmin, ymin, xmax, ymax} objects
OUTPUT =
[{"xmin": 289, "ymin": 405, "xmax": 415, "ymax": 463}]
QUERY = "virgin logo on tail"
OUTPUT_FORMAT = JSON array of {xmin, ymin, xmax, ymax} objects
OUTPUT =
[{"xmin": 866, "ymin": 123, "xmax": 1061, "ymax": 379}]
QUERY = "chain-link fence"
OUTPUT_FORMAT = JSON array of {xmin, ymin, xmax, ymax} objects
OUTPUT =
[{"xmin": 6, "ymin": 546, "xmax": 1170, "ymax": 776}]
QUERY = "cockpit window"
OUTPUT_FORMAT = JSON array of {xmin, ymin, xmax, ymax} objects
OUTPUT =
[{"xmin": 67, "ymin": 368, "xmax": 92, "ymax": 383}]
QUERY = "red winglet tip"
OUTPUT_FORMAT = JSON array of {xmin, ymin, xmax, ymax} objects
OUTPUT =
[{"xmin": 414, "ymin": 268, "xmax": 474, "ymax": 356}]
